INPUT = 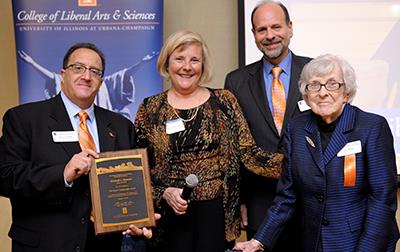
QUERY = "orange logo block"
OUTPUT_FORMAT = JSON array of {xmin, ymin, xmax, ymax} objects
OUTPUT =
[
  {"xmin": 122, "ymin": 207, "xmax": 128, "ymax": 215},
  {"xmin": 78, "ymin": 0, "xmax": 97, "ymax": 6}
]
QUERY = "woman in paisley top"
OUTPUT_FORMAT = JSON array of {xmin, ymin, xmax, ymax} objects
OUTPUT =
[{"xmin": 134, "ymin": 30, "xmax": 283, "ymax": 252}]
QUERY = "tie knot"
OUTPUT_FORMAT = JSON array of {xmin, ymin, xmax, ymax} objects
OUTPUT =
[
  {"xmin": 78, "ymin": 111, "xmax": 89, "ymax": 122},
  {"xmin": 271, "ymin": 66, "xmax": 282, "ymax": 78}
]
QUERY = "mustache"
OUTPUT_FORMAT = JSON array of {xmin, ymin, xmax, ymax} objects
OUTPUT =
[{"xmin": 261, "ymin": 38, "xmax": 281, "ymax": 46}]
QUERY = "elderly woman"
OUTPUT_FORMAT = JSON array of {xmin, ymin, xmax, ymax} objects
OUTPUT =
[
  {"xmin": 134, "ymin": 30, "xmax": 283, "ymax": 252},
  {"xmin": 235, "ymin": 54, "xmax": 399, "ymax": 252}
]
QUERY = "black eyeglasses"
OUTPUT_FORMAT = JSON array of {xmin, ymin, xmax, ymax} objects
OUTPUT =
[
  {"xmin": 65, "ymin": 63, "xmax": 103, "ymax": 78},
  {"xmin": 306, "ymin": 81, "xmax": 344, "ymax": 92}
]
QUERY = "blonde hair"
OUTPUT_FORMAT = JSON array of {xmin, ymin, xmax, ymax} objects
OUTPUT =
[{"xmin": 157, "ymin": 30, "xmax": 213, "ymax": 84}]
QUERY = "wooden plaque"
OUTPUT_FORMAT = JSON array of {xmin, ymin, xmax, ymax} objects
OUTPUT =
[{"xmin": 89, "ymin": 148, "xmax": 155, "ymax": 235}]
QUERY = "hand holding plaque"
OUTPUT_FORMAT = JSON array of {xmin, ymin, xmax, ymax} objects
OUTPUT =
[{"xmin": 89, "ymin": 148, "xmax": 155, "ymax": 235}]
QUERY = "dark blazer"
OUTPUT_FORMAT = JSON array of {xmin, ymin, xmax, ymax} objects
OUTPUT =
[
  {"xmin": 224, "ymin": 53, "xmax": 311, "ymax": 233},
  {"xmin": 256, "ymin": 104, "xmax": 399, "ymax": 251},
  {"xmin": 0, "ymin": 94, "xmax": 136, "ymax": 252}
]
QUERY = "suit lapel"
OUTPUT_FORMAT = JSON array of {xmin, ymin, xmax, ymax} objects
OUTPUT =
[
  {"xmin": 304, "ymin": 116, "xmax": 325, "ymax": 173},
  {"xmin": 47, "ymin": 94, "xmax": 81, "ymax": 158},
  {"xmin": 322, "ymin": 104, "xmax": 355, "ymax": 166},
  {"xmin": 95, "ymin": 106, "xmax": 116, "ymax": 152},
  {"xmin": 248, "ymin": 60, "xmax": 278, "ymax": 135},
  {"xmin": 284, "ymin": 55, "xmax": 304, "ymax": 125}
]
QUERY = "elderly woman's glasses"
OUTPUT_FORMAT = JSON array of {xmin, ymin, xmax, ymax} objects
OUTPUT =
[
  {"xmin": 306, "ymin": 81, "xmax": 344, "ymax": 92},
  {"xmin": 65, "ymin": 63, "xmax": 103, "ymax": 78}
]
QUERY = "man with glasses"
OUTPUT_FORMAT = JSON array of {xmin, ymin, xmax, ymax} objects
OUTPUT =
[
  {"xmin": 224, "ymin": 1, "xmax": 311, "ymax": 251},
  {"xmin": 0, "ymin": 43, "xmax": 153, "ymax": 252}
]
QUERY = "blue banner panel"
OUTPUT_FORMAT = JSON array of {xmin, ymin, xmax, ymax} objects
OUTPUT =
[{"xmin": 12, "ymin": 0, "xmax": 163, "ymax": 120}]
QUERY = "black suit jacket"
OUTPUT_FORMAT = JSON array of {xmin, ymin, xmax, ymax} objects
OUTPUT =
[
  {"xmin": 224, "ymin": 53, "xmax": 311, "ymax": 234},
  {"xmin": 0, "ymin": 94, "xmax": 136, "ymax": 252}
]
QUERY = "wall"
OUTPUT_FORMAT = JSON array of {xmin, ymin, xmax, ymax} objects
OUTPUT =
[
  {"xmin": 163, "ymin": 0, "xmax": 238, "ymax": 89},
  {"xmin": 0, "ymin": 1, "xmax": 237, "ymax": 251}
]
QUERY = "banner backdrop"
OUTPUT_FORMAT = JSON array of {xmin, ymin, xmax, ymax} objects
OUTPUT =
[{"xmin": 12, "ymin": 0, "xmax": 163, "ymax": 120}]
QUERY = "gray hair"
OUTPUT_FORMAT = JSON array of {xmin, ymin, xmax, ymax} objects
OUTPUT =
[{"xmin": 298, "ymin": 54, "xmax": 357, "ymax": 103}]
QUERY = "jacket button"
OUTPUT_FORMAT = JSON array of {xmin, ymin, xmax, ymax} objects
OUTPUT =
[
  {"xmin": 81, "ymin": 217, "xmax": 86, "ymax": 224},
  {"xmin": 322, "ymin": 218, "xmax": 330, "ymax": 226},
  {"xmin": 316, "ymin": 194, "xmax": 324, "ymax": 203},
  {"xmin": 75, "ymin": 245, "xmax": 80, "ymax": 252}
]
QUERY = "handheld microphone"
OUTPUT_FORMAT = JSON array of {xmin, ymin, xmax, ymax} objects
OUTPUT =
[{"xmin": 181, "ymin": 174, "xmax": 198, "ymax": 200}]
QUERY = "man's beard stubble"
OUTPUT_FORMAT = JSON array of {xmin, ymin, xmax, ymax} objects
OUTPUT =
[{"xmin": 258, "ymin": 38, "xmax": 290, "ymax": 61}]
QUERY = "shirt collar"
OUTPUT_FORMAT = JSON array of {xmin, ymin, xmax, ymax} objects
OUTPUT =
[
  {"xmin": 263, "ymin": 50, "xmax": 292, "ymax": 75},
  {"xmin": 60, "ymin": 91, "xmax": 95, "ymax": 121}
]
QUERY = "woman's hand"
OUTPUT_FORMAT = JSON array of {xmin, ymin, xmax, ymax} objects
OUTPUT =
[
  {"xmin": 162, "ymin": 187, "xmax": 188, "ymax": 215},
  {"xmin": 122, "ymin": 213, "xmax": 161, "ymax": 239},
  {"xmin": 234, "ymin": 239, "xmax": 265, "ymax": 252}
]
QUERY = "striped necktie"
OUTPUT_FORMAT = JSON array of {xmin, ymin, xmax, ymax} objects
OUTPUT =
[
  {"xmin": 78, "ymin": 111, "xmax": 96, "ymax": 151},
  {"xmin": 271, "ymin": 66, "xmax": 286, "ymax": 135}
]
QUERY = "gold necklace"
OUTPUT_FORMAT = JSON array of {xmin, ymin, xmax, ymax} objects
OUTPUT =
[{"xmin": 172, "ymin": 106, "xmax": 199, "ymax": 122}]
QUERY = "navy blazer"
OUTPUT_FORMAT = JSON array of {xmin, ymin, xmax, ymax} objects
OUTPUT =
[
  {"xmin": 0, "ymin": 94, "xmax": 136, "ymax": 252},
  {"xmin": 255, "ymin": 104, "xmax": 399, "ymax": 251}
]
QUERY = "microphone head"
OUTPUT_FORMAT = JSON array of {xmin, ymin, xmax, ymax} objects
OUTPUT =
[{"xmin": 185, "ymin": 174, "xmax": 198, "ymax": 188}]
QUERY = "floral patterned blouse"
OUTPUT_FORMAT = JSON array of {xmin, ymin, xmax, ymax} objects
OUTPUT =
[{"xmin": 134, "ymin": 88, "xmax": 282, "ymax": 241}]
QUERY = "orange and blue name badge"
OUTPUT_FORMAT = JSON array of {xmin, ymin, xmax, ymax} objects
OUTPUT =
[{"xmin": 337, "ymin": 140, "xmax": 362, "ymax": 187}]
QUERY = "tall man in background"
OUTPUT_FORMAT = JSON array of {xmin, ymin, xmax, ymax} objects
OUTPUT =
[
  {"xmin": 0, "ymin": 43, "xmax": 143, "ymax": 252},
  {"xmin": 225, "ymin": 1, "xmax": 311, "ymax": 250}
]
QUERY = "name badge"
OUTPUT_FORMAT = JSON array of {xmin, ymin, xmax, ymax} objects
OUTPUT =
[
  {"xmin": 344, "ymin": 154, "xmax": 356, "ymax": 187},
  {"xmin": 297, "ymin": 100, "xmax": 311, "ymax": 112},
  {"xmin": 52, "ymin": 131, "xmax": 78, "ymax": 142},
  {"xmin": 166, "ymin": 119, "xmax": 185, "ymax": 134},
  {"xmin": 337, "ymin": 140, "xmax": 362, "ymax": 157}
]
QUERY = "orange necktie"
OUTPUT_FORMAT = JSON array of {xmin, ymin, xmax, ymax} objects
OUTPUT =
[
  {"xmin": 78, "ymin": 111, "xmax": 96, "ymax": 151},
  {"xmin": 271, "ymin": 66, "xmax": 286, "ymax": 135},
  {"xmin": 78, "ymin": 111, "xmax": 97, "ymax": 222}
]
